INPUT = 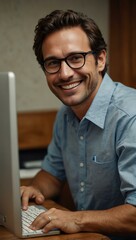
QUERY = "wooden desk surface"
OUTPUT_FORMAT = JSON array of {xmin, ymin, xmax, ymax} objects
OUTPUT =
[
  {"xmin": 0, "ymin": 199, "xmax": 110, "ymax": 240},
  {"xmin": 0, "ymin": 227, "xmax": 110, "ymax": 240}
]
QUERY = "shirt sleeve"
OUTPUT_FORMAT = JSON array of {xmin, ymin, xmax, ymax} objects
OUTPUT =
[
  {"xmin": 41, "ymin": 110, "xmax": 66, "ymax": 181},
  {"xmin": 117, "ymin": 115, "xmax": 136, "ymax": 206}
]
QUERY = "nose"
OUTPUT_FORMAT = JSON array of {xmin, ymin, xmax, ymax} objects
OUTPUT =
[{"xmin": 58, "ymin": 61, "xmax": 74, "ymax": 80}]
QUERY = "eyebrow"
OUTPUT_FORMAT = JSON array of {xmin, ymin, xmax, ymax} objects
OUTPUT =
[{"xmin": 43, "ymin": 51, "xmax": 89, "ymax": 62}]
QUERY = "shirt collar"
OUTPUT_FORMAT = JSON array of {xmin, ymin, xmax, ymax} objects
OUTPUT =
[
  {"xmin": 65, "ymin": 74, "xmax": 116, "ymax": 129},
  {"xmin": 85, "ymin": 73, "xmax": 116, "ymax": 129}
]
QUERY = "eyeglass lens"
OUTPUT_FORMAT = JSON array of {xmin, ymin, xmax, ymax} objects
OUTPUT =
[{"xmin": 44, "ymin": 51, "xmax": 93, "ymax": 74}]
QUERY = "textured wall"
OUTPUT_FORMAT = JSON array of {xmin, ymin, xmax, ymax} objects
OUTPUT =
[{"xmin": 0, "ymin": 0, "xmax": 109, "ymax": 111}]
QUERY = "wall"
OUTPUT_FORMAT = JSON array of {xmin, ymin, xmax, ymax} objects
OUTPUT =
[
  {"xmin": 109, "ymin": 0, "xmax": 136, "ymax": 88},
  {"xmin": 0, "ymin": 0, "xmax": 109, "ymax": 112}
]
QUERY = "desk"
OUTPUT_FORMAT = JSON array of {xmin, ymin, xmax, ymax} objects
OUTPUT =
[{"xmin": 0, "ymin": 199, "xmax": 110, "ymax": 240}]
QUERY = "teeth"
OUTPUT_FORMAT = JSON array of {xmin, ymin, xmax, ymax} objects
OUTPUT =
[{"xmin": 61, "ymin": 82, "xmax": 80, "ymax": 90}]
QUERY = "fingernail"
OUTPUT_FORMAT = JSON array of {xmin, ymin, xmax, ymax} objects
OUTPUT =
[{"xmin": 22, "ymin": 206, "xmax": 27, "ymax": 210}]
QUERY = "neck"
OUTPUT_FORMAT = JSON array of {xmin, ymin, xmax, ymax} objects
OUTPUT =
[
  {"xmin": 71, "ymin": 76, "xmax": 102, "ymax": 120},
  {"xmin": 71, "ymin": 100, "xmax": 92, "ymax": 120}
]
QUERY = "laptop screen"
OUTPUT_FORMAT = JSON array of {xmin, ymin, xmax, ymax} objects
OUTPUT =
[
  {"xmin": 0, "ymin": 72, "xmax": 61, "ymax": 238},
  {"xmin": 0, "ymin": 72, "xmax": 22, "ymax": 236}
]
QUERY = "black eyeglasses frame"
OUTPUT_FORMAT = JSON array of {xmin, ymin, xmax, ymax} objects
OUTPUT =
[{"xmin": 43, "ymin": 50, "xmax": 95, "ymax": 74}]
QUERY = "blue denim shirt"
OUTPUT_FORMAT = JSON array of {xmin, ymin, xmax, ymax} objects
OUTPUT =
[{"xmin": 42, "ymin": 73, "xmax": 136, "ymax": 239}]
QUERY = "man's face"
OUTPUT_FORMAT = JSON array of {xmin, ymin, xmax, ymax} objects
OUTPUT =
[{"xmin": 42, "ymin": 27, "xmax": 106, "ymax": 111}]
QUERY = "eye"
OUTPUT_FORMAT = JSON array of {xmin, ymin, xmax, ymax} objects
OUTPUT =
[
  {"xmin": 68, "ymin": 53, "xmax": 83, "ymax": 63},
  {"xmin": 45, "ymin": 59, "xmax": 60, "ymax": 68}
]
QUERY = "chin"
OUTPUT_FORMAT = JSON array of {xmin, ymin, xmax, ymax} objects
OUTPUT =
[
  {"xmin": 57, "ymin": 92, "xmax": 87, "ymax": 106},
  {"xmin": 61, "ymin": 99, "xmax": 83, "ymax": 107}
]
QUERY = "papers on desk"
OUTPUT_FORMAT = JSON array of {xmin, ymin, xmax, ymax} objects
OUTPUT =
[{"xmin": 20, "ymin": 168, "xmax": 40, "ymax": 179}]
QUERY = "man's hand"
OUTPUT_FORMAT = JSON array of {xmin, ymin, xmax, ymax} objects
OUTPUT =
[
  {"xmin": 20, "ymin": 185, "xmax": 45, "ymax": 210},
  {"xmin": 30, "ymin": 208, "xmax": 82, "ymax": 234},
  {"xmin": 29, "ymin": 204, "xmax": 136, "ymax": 236}
]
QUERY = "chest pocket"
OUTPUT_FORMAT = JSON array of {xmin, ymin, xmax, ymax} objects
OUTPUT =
[{"xmin": 86, "ymin": 156, "xmax": 122, "ymax": 207}]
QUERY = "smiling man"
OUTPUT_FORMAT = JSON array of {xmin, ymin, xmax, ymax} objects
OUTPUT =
[
  {"xmin": 42, "ymin": 26, "xmax": 105, "ymax": 118},
  {"xmin": 21, "ymin": 10, "xmax": 136, "ymax": 240}
]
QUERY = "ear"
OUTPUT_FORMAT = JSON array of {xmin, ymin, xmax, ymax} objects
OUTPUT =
[{"xmin": 97, "ymin": 50, "xmax": 107, "ymax": 72}]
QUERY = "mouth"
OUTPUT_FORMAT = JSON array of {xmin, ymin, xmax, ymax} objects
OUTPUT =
[{"xmin": 60, "ymin": 81, "xmax": 82, "ymax": 90}]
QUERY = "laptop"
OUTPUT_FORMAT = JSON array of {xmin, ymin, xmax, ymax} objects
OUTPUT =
[{"xmin": 0, "ymin": 72, "xmax": 60, "ymax": 238}]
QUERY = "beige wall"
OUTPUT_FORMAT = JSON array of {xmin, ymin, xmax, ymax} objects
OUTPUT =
[{"xmin": 0, "ymin": 0, "xmax": 109, "ymax": 112}]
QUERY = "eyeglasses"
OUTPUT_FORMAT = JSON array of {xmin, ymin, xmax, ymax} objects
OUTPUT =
[{"xmin": 43, "ymin": 50, "xmax": 95, "ymax": 74}]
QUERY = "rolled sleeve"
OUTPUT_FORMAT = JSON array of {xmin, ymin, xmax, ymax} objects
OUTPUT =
[{"xmin": 41, "ymin": 110, "xmax": 66, "ymax": 181}]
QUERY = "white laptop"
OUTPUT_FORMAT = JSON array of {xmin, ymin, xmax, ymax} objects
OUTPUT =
[{"xmin": 0, "ymin": 72, "xmax": 60, "ymax": 238}]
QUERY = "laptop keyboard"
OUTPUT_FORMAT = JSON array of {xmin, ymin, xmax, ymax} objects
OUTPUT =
[{"xmin": 22, "ymin": 205, "xmax": 46, "ymax": 235}]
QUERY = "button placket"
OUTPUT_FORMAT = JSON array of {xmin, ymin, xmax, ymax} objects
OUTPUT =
[{"xmin": 77, "ymin": 119, "xmax": 88, "ymax": 210}]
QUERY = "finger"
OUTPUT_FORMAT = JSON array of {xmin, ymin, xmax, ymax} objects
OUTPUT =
[
  {"xmin": 35, "ymin": 193, "xmax": 45, "ymax": 205},
  {"xmin": 21, "ymin": 186, "xmax": 36, "ymax": 210},
  {"xmin": 44, "ymin": 208, "xmax": 56, "ymax": 215},
  {"xmin": 21, "ymin": 186, "xmax": 45, "ymax": 210},
  {"xmin": 42, "ymin": 218, "xmax": 59, "ymax": 233},
  {"xmin": 30, "ymin": 212, "xmax": 50, "ymax": 230},
  {"xmin": 20, "ymin": 186, "xmax": 26, "ymax": 197},
  {"xmin": 21, "ymin": 190, "xmax": 30, "ymax": 210}
]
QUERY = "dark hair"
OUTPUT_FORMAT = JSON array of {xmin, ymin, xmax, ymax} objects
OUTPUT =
[{"xmin": 33, "ymin": 9, "xmax": 107, "ymax": 76}]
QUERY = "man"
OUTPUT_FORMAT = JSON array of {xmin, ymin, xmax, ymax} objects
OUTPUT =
[{"xmin": 21, "ymin": 10, "xmax": 136, "ymax": 240}]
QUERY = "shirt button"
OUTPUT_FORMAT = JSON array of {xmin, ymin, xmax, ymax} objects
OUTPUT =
[
  {"xmin": 80, "ymin": 135, "xmax": 84, "ymax": 140},
  {"xmin": 80, "ymin": 181, "xmax": 85, "ymax": 186},
  {"xmin": 80, "ymin": 187, "xmax": 84, "ymax": 192},
  {"xmin": 80, "ymin": 162, "xmax": 84, "ymax": 167}
]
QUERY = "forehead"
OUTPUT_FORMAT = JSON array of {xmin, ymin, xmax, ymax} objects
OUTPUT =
[{"xmin": 42, "ymin": 27, "xmax": 90, "ymax": 58}]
